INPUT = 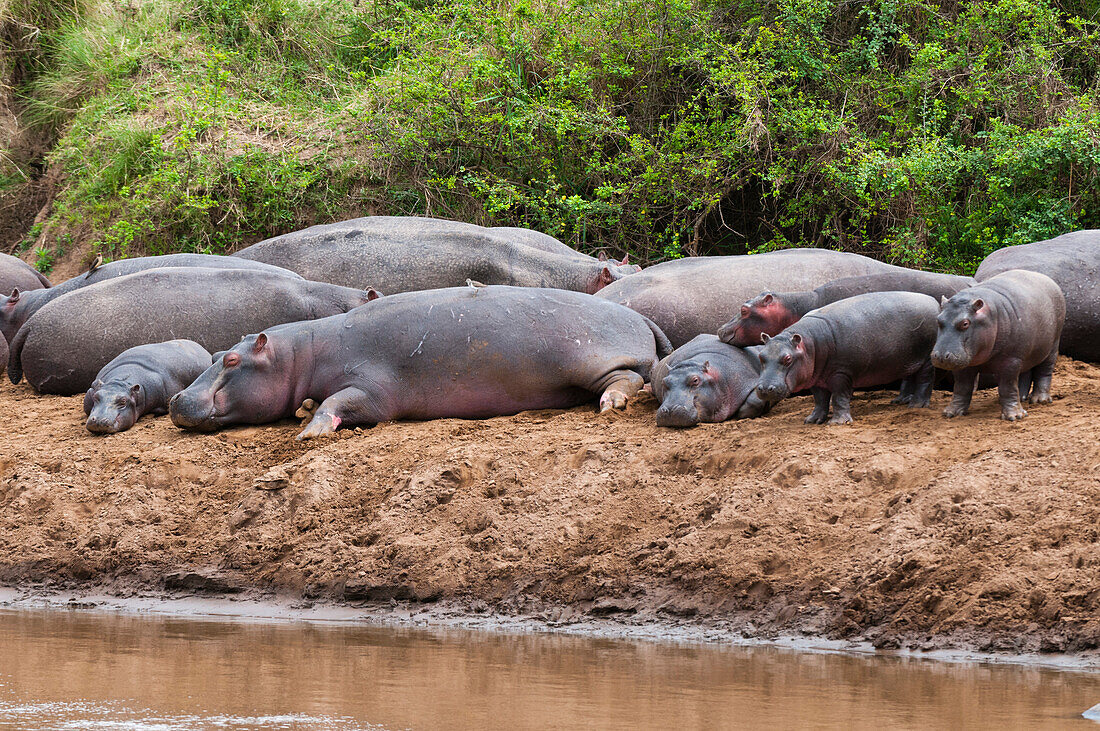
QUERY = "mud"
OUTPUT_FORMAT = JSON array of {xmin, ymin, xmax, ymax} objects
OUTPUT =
[{"xmin": 1, "ymin": 359, "xmax": 1099, "ymax": 658}]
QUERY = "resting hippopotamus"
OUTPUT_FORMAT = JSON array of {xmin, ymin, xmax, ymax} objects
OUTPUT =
[
  {"xmin": 84, "ymin": 340, "xmax": 212, "ymax": 434},
  {"xmin": 231, "ymin": 216, "xmax": 638, "ymax": 294},
  {"xmin": 932, "ymin": 270, "xmax": 1064, "ymax": 421},
  {"xmin": 169, "ymin": 285, "xmax": 672, "ymax": 438},
  {"xmin": 975, "ymin": 231, "xmax": 1098, "ymax": 361},
  {"xmin": 9, "ymin": 267, "xmax": 379, "ymax": 395},
  {"xmin": 594, "ymin": 249, "xmax": 906, "ymax": 347},
  {"xmin": 754, "ymin": 292, "xmax": 939, "ymax": 424},
  {"xmin": 718, "ymin": 270, "xmax": 975, "ymax": 346},
  {"xmin": 651, "ymin": 335, "xmax": 769, "ymax": 427},
  {"xmin": 0, "ymin": 252, "xmax": 50, "ymax": 296},
  {"xmin": 0, "ymin": 253, "xmax": 302, "ymax": 344}
]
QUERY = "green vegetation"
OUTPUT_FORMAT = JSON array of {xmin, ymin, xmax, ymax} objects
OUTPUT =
[{"xmin": 2, "ymin": 0, "xmax": 1099, "ymax": 269}]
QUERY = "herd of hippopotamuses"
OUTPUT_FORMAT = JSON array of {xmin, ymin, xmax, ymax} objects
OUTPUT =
[{"xmin": 0, "ymin": 216, "xmax": 1094, "ymax": 438}]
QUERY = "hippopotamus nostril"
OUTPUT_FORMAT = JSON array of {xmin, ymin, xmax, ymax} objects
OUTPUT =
[{"xmin": 655, "ymin": 404, "xmax": 698, "ymax": 428}]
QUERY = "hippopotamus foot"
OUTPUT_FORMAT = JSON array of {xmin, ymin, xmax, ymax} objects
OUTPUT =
[
  {"xmin": 1027, "ymin": 391, "xmax": 1052, "ymax": 405},
  {"xmin": 943, "ymin": 403, "xmax": 968, "ymax": 418},
  {"xmin": 826, "ymin": 412, "xmax": 854, "ymax": 425},
  {"xmin": 820, "ymin": 379, "xmax": 854, "ymax": 425},
  {"xmin": 1000, "ymin": 402, "xmax": 1028, "ymax": 421},
  {"xmin": 891, "ymin": 379, "xmax": 915, "ymax": 405},
  {"xmin": 295, "ymin": 386, "xmax": 384, "ymax": 439},
  {"xmin": 295, "ymin": 398, "xmax": 319, "ymax": 424},
  {"xmin": 596, "ymin": 370, "xmax": 644, "ymax": 412},
  {"xmin": 805, "ymin": 387, "xmax": 831, "ymax": 424},
  {"xmin": 996, "ymin": 372, "xmax": 1028, "ymax": 422},
  {"xmin": 1025, "ymin": 347, "xmax": 1058, "ymax": 405},
  {"xmin": 943, "ymin": 368, "xmax": 978, "ymax": 418},
  {"xmin": 890, "ymin": 393, "xmax": 912, "ymax": 405}
]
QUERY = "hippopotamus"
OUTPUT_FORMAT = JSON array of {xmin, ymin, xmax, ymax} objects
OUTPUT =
[
  {"xmin": 975, "ymin": 230, "xmax": 1099, "ymax": 361},
  {"xmin": 169, "ymin": 285, "xmax": 672, "ymax": 438},
  {"xmin": 651, "ymin": 335, "xmax": 769, "ymax": 427},
  {"xmin": 230, "ymin": 216, "xmax": 639, "ymax": 294},
  {"xmin": 0, "ymin": 253, "xmax": 302, "ymax": 344},
  {"xmin": 84, "ymin": 340, "xmax": 212, "ymax": 434},
  {"xmin": 8, "ymin": 267, "xmax": 379, "ymax": 395},
  {"xmin": 0, "ymin": 252, "xmax": 50, "ymax": 296},
  {"xmin": 931, "ymin": 270, "xmax": 1065, "ymax": 421},
  {"xmin": 718, "ymin": 270, "xmax": 975, "ymax": 346},
  {"xmin": 754, "ymin": 292, "xmax": 939, "ymax": 424},
  {"xmin": 594, "ymin": 249, "xmax": 909, "ymax": 347}
]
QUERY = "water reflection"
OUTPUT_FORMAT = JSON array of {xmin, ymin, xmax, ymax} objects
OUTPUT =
[{"xmin": 0, "ymin": 609, "xmax": 1098, "ymax": 729}]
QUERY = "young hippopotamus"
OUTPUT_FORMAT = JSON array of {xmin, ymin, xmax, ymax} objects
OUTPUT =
[
  {"xmin": 754, "ymin": 292, "xmax": 939, "ymax": 424},
  {"xmin": 718, "ymin": 270, "xmax": 975, "ymax": 347},
  {"xmin": 931, "ymin": 270, "xmax": 1065, "ymax": 421},
  {"xmin": 651, "ymin": 335, "xmax": 770, "ymax": 427},
  {"xmin": 169, "ymin": 286, "xmax": 673, "ymax": 438},
  {"xmin": 84, "ymin": 340, "xmax": 212, "ymax": 434}
]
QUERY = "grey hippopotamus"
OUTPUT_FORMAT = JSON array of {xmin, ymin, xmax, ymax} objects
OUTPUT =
[
  {"xmin": 0, "ymin": 252, "xmax": 50, "ymax": 296},
  {"xmin": 932, "ymin": 270, "xmax": 1065, "ymax": 421},
  {"xmin": 84, "ymin": 340, "xmax": 212, "ymax": 434},
  {"xmin": 718, "ymin": 270, "xmax": 975, "ymax": 347},
  {"xmin": 595, "ymin": 249, "xmax": 905, "ymax": 347},
  {"xmin": 0, "ymin": 253, "xmax": 302, "ymax": 344},
  {"xmin": 975, "ymin": 230, "xmax": 1098, "ymax": 361},
  {"xmin": 8, "ymin": 267, "xmax": 379, "ymax": 395},
  {"xmin": 169, "ymin": 285, "xmax": 672, "ymax": 438},
  {"xmin": 754, "ymin": 292, "xmax": 939, "ymax": 424},
  {"xmin": 231, "ymin": 216, "xmax": 639, "ymax": 294},
  {"xmin": 651, "ymin": 334, "xmax": 769, "ymax": 427}
]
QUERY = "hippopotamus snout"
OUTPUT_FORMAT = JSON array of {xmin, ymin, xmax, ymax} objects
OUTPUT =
[
  {"xmin": 754, "ymin": 381, "xmax": 789, "ymax": 403},
  {"xmin": 655, "ymin": 402, "xmax": 699, "ymax": 428},
  {"xmin": 168, "ymin": 391, "xmax": 218, "ymax": 431},
  {"xmin": 930, "ymin": 349, "xmax": 968, "ymax": 370},
  {"xmin": 86, "ymin": 406, "xmax": 135, "ymax": 434}
]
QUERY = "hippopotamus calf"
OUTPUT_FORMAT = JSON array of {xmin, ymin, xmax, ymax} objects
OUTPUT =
[
  {"xmin": 170, "ymin": 286, "xmax": 672, "ymax": 438},
  {"xmin": 652, "ymin": 335, "xmax": 770, "ymax": 427},
  {"xmin": 754, "ymin": 292, "xmax": 939, "ymax": 424},
  {"xmin": 718, "ymin": 270, "xmax": 975, "ymax": 347},
  {"xmin": 84, "ymin": 340, "xmax": 212, "ymax": 434},
  {"xmin": 931, "ymin": 270, "xmax": 1065, "ymax": 421}
]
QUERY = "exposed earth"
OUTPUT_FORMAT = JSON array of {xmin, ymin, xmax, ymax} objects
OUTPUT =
[{"xmin": 1, "ymin": 358, "xmax": 1099, "ymax": 659}]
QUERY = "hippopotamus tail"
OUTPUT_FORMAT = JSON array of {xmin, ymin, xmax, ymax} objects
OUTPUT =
[
  {"xmin": 642, "ymin": 315, "xmax": 674, "ymax": 359},
  {"xmin": 7, "ymin": 322, "xmax": 27, "ymax": 384},
  {"xmin": 34, "ymin": 270, "xmax": 51, "ymax": 288}
]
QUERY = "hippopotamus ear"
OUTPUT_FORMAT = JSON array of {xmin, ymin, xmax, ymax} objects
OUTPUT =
[
  {"xmin": 762, "ymin": 293, "xmax": 774, "ymax": 304},
  {"xmin": 620, "ymin": 254, "xmax": 630, "ymax": 266},
  {"xmin": 970, "ymin": 298, "xmax": 985, "ymax": 314},
  {"xmin": 7, "ymin": 288, "xmax": 19, "ymax": 304},
  {"xmin": 760, "ymin": 333, "xmax": 771, "ymax": 343},
  {"xmin": 252, "ymin": 333, "xmax": 269, "ymax": 354},
  {"xmin": 598, "ymin": 251, "xmax": 608, "ymax": 262},
  {"xmin": 130, "ymin": 384, "xmax": 141, "ymax": 395},
  {"xmin": 940, "ymin": 295, "xmax": 949, "ymax": 307},
  {"xmin": 791, "ymin": 333, "xmax": 803, "ymax": 348},
  {"xmin": 740, "ymin": 305, "xmax": 750, "ymax": 317},
  {"xmin": 366, "ymin": 288, "xmax": 382, "ymax": 301},
  {"xmin": 598, "ymin": 266, "xmax": 614, "ymax": 287}
]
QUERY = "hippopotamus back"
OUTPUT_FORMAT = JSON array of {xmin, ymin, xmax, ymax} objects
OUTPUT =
[
  {"xmin": 975, "ymin": 231, "xmax": 1097, "ymax": 361},
  {"xmin": 595, "ymin": 249, "xmax": 902, "ymax": 347},
  {"xmin": 0, "ymin": 253, "xmax": 50, "ymax": 296},
  {"xmin": 231, "ymin": 216, "xmax": 638, "ymax": 294}
]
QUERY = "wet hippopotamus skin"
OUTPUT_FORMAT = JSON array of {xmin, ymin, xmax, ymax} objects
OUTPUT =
[
  {"xmin": 170, "ymin": 285, "xmax": 672, "ymax": 438},
  {"xmin": 9, "ymin": 267, "xmax": 378, "ymax": 395},
  {"xmin": 932, "ymin": 270, "xmax": 1065, "ymax": 421},
  {"xmin": 84, "ymin": 340, "xmax": 212, "ymax": 434},
  {"xmin": 231, "ymin": 216, "xmax": 639, "ymax": 295},
  {"xmin": 754, "ymin": 292, "xmax": 940, "ymax": 424},
  {"xmin": 594, "ymin": 249, "xmax": 907, "ymax": 347},
  {"xmin": 718, "ymin": 270, "xmax": 975, "ymax": 347},
  {"xmin": 975, "ymin": 231, "xmax": 1099, "ymax": 361},
  {"xmin": 0, "ymin": 253, "xmax": 302, "ymax": 345},
  {"xmin": 0, "ymin": 253, "xmax": 50, "ymax": 297},
  {"xmin": 651, "ymin": 335, "xmax": 770, "ymax": 427}
]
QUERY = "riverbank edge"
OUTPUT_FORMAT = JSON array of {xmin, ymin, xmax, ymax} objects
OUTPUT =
[{"xmin": 4, "ymin": 586, "xmax": 1099, "ymax": 672}]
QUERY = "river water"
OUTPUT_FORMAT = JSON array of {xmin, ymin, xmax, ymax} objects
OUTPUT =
[{"xmin": 1, "ymin": 609, "xmax": 1099, "ymax": 730}]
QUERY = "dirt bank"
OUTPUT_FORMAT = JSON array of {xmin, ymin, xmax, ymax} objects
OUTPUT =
[{"xmin": 1, "ymin": 360, "xmax": 1099, "ymax": 657}]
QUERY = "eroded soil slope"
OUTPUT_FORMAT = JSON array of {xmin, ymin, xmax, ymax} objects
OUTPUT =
[{"xmin": 1, "ymin": 360, "xmax": 1099, "ymax": 653}]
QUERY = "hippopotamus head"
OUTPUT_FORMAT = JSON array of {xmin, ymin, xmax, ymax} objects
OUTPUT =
[
  {"xmin": 1, "ymin": 288, "xmax": 23, "ymax": 343},
  {"xmin": 717, "ymin": 292, "xmax": 801, "ymax": 346},
  {"xmin": 654, "ymin": 359, "xmax": 735, "ymax": 427},
  {"xmin": 754, "ymin": 332, "xmax": 813, "ymax": 402},
  {"xmin": 169, "ymin": 333, "xmax": 290, "ymax": 431},
  {"xmin": 931, "ymin": 294, "xmax": 996, "ymax": 370},
  {"xmin": 84, "ymin": 380, "xmax": 143, "ymax": 434},
  {"xmin": 590, "ymin": 253, "xmax": 642, "ymax": 294}
]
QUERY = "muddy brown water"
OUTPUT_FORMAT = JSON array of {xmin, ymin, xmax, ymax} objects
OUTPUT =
[{"xmin": 1, "ymin": 610, "xmax": 1100, "ymax": 729}]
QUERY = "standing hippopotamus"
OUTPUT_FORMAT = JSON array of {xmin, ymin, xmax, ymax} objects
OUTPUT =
[
  {"xmin": 651, "ymin": 335, "xmax": 769, "ymax": 427},
  {"xmin": 975, "ymin": 230, "xmax": 1099, "ymax": 361},
  {"xmin": 231, "ymin": 216, "xmax": 639, "ymax": 294},
  {"xmin": 170, "ymin": 286, "xmax": 672, "ymax": 438},
  {"xmin": 595, "ymin": 249, "xmax": 906, "ymax": 347},
  {"xmin": 718, "ymin": 270, "xmax": 975, "ymax": 347},
  {"xmin": 0, "ymin": 252, "xmax": 50, "ymax": 296},
  {"xmin": 84, "ymin": 340, "xmax": 212, "ymax": 434},
  {"xmin": 754, "ymin": 292, "xmax": 939, "ymax": 424},
  {"xmin": 0, "ymin": 253, "xmax": 302, "ymax": 344},
  {"xmin": 9, "ymin": 267, "xmax": 379, "ymax": 395},
  {"xmin": 931, "ymin": 270, "xmax": 1065, "ymax": 421}
]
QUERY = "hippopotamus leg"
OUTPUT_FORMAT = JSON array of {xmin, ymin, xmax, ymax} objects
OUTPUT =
[
  {"xmin": 906, "ymin": 360, "xmax": 934, "ymax": 409},
  {"xmin": 298, "ymin": 386, "xmax": 392, "ymax": 440},
  {"xmin": 825, "ymin": 373, "xmax": 855, "ymax": 425},
  {"xmin": 997, "ymin": 367, "xmax": 1028, "ymax": 421},
  {"xmin": 944, "ymin": 367, "xmax": 979, "ymax": 418},
  {"xmin": 595, "ymin": 369, "xmax": 645, "ymax": 412},
  {"xmin": 806, "ymin": 387, "xmax": 831, "ymax": 424},
  {"xmin": 735, "ymin": 390, "xmax": 771, "ymax": 419},
  {"xmin": 1026, "ymin": 344, "xmax": 1059, "ymax": 405}
]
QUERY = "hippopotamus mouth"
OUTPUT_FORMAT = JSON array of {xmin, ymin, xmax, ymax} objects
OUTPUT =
[
  {"xmin": 86, "ymin": 412, "xmax": 127, "ymax": 434},
  {"xmin": 655, "ymin": 403, "xmax": 699, "ymax": 428},
  {"xmin": 168, "ymin": 393, "xmax": 222, "ymax": 431},
  {"xmin": 930, "ymin": 351, "xmax": 967, "ymax": 370}
]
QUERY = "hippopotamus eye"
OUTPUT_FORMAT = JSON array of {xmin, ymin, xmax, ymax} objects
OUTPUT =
[
  {"xmin": 957, "ymin": 319, "xmax": 970, "ymax": 331},
  {"xmin": 687, "ymin": 374, "xmax": 701, "ymax": 387},
  {"xmin": 781, "ymin": 354, "xmax": 793, "ymax": 366},
  {"xmin": 223, "ymin": 352, "xmax": 241, "ymax": 368}
]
